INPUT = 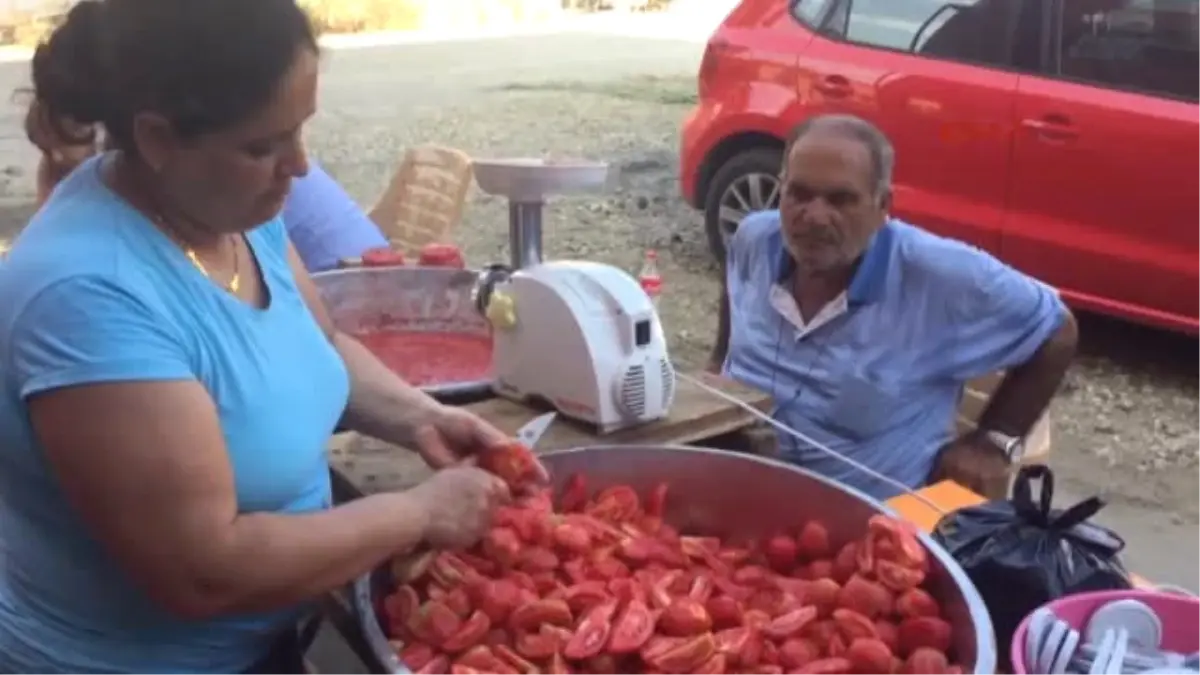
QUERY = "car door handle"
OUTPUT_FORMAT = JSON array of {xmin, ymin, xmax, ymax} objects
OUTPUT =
[
  {"xmin": 815, "ymin": 75, "xmax": 852, "ymax": 98},
  {"xmin": 1020, "ymin": 116, "xmax": 1079, "ymax": 141}
]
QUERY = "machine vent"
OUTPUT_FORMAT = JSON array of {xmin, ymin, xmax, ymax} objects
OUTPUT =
[
  {"xmin": 660, "ymin": 357, "xmax": 676, "ymax": 409},
  {"xmin": 619, "ymin": 364, "xmax": 647, "ymax": 418}
]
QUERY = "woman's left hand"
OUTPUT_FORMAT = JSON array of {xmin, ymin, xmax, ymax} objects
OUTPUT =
[{"xmin": 411, "ymin": 405, "xmax": 512, "ymax": 470}]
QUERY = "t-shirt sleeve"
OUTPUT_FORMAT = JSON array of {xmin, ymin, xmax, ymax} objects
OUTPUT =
[
  {"xmin": 282, "ymin": 161, "xmax": 387, "ymax": 273},
  {"xmin": 10, "ymin": 276, "xmax": 194, "ymax": 399},
  {"xmin": 931, "ymin": 246, "xmax": 1067, "ymax": 382}
]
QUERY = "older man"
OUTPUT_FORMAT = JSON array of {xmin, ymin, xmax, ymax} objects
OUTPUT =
[{"xmin": 710, "ymin": 114, "xmax": 1077, "ymax": 500}]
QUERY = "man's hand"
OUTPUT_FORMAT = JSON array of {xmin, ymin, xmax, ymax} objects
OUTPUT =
[{"xmin": 929, "ymin": 434, "xmax": 1011, "ymax": 500}]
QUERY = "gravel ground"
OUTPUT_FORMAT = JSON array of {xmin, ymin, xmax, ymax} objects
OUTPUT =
[{"xmin": 0, "ymin": 32, "xmax": 1193, "ymax": 588}]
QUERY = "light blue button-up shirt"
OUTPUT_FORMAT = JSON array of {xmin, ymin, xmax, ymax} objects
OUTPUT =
[
  {"xmin": 283, "ymin": 161, "xmax": 388, "ymax": 272},
  {"xmin": 723, "ymin": 211, "xmax": 1066, "ymax": 500}
]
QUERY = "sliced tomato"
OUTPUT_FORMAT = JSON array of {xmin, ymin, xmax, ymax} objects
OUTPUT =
[
  {"xmin": 562, "ymin": 599, "xmax": 617, "ymax": 660},
  {"xmin": 607, "ymin": 597, "xmax": 656, "ymax": 654}
]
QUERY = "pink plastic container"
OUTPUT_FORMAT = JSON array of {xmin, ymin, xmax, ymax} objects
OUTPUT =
[{"xmin": 1011, "ymin": 589, "xmax": 1200, "ymax": 674}]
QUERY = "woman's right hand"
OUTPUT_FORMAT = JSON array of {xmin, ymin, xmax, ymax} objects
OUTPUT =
[{"xmin": 408, "ymin": 466, "xmax": 511, "ymax": 550}]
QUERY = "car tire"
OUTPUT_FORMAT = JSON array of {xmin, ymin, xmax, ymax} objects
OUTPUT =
[{"xmin": 703, "ymin": 145, "xmax": 784, "ymax": 263}]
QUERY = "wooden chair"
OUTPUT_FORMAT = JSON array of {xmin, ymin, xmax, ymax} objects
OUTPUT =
[{"xmin": 367, "ymin": 145, "xmax": 474, "ymax": 259}]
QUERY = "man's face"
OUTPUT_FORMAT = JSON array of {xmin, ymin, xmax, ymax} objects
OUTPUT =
[{"xmin": 778, "ymin": 133, "xmax": 889, "ymax": 274}]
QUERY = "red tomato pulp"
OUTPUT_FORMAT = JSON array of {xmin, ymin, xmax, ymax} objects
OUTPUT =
[{"xmin": 353, "ymin": 330, "xmax": 493, "ymax": 387}]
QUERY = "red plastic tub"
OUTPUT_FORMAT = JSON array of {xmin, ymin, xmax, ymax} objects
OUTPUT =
[{"xmin": 1010, "ymin": 589, "xmax": 1200, "ymax": 674}]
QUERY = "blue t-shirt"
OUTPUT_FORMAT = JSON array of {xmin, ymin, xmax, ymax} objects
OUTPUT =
[
  {"xmin": 283, "ymin": 161, "xmax": 387, "ymax": 273},
  {"xmin": 0, "ymin": 157, "xmax": 351, "ymax": 673}
]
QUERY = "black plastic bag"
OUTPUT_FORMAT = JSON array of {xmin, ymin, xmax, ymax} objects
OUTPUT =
[{"xmin": 931, "ymin": 465, "xmax": 1132, "ymax": 671}]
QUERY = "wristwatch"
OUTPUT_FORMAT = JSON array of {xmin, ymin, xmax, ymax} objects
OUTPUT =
[{"xmin": 981, "ymin": 429, "xmax": 1025, "ymax": 463}]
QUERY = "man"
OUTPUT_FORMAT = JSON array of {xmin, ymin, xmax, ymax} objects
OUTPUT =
[{"xmin": 710, "ymin": 114, "xmax": 1077, "ymax": 500}]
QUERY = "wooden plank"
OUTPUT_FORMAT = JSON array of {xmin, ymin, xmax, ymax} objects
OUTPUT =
[{"xmin": 328, "ymin": 372, "xmax": 770, "ymax": 495}]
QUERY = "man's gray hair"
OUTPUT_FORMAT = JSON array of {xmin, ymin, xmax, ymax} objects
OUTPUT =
[{"xmin": 786, "ymin": 114, "xmax": 895, "ymax": 198}]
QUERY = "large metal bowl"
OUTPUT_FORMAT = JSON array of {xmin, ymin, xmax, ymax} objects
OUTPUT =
[
  {"xmin": 312, "ymin": 266, "xmax": 492, "ymax": 399},
  {"xmin": 351, "ymin": 445, "xmax": 997, "ymax": 674}
]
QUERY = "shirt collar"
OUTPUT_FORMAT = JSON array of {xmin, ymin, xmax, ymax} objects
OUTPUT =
[{"xmin": 768, "ymin": 218, "xmax": 896, "ymax": 306}]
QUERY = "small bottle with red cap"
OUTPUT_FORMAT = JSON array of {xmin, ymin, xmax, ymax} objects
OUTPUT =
[{"xmin": 638, "ymin": 249, "xmax": 663, "ymax": 308}]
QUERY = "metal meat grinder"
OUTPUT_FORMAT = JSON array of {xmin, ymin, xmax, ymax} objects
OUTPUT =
[{"xmin": 471, "ymin": 158, "xmax": 676, "ymax": 434}]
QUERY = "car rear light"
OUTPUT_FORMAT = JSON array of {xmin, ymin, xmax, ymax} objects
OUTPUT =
[{"xmin": 698, "ymin": 37, "xmax": 732, "ymax": 101}]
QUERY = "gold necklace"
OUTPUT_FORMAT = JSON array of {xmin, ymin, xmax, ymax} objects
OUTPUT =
[
  {"xmin": 185, "ymin": 239, "xmax": 241, "ymax": 294},
  {"xmin": 118, "ymin": 160, "xmax": 242, "ymax": 294}
]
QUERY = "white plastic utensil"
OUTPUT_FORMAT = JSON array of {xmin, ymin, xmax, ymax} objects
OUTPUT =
[
  {"xmin": 1029, "ymin": 607, "xmax": 1056, "ymax": 671},
  {"xmin": 1090, "ymin": 629, "xmax": 1118, "ymax": 675},
  {"xmin": 1041, "ymin": 618, "xmax": 1069, "ymax": 673},
  {"xmin": 1088, "ymin": 599, "xmax": 1163, "ymax": 654},
  {"xmin": 1052, "ymin": 625, "xmax": 1081, "ymax": 674},
  {"xmin": 1105, "ymin": 629, "xmax": 1130, "ymax": 675}
]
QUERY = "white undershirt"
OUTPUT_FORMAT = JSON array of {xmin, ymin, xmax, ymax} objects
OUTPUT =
[{"xmin": 768, "ymin": 284, "xmax": 848, "ymax": 340}]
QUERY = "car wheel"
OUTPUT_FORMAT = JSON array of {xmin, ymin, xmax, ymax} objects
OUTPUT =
[{"xmin": 703, "ymin": 146, "xmax": 784, "ymax": 263}]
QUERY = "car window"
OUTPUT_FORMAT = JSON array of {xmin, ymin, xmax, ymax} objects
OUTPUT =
[
  {"xmin": 824, "ymin": 0, "xmax": 1022, "ymax": 67},
  {"xmin": 1010, "ymin": 0, "xmax": 1049, "ymax": 72},
  {"xmin": 1058, "ymin": 0, "xmax": 1199, "ymax": 100},
  {"xmin": 793, "ymin": 0, "xmax": 834, "ymax": 26}
]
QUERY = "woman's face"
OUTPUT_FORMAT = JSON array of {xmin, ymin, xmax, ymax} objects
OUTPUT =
[{"xmin": 151, "ymin": 47, "xmax": 318, "ymax": 234}]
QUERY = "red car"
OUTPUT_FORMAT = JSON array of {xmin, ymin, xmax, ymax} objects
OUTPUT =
[{"xmin": 680, "ymin": 0, "xmax": 1199, "ymax": 334}]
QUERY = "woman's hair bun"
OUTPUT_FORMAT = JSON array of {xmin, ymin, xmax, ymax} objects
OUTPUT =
[{"xmin": 30, "ymin": 0, "xmax": 111, "ymax": 127}]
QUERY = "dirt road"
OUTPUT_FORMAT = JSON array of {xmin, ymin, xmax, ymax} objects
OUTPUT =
[{"xmin": 0, "ymin": 31, "xmax": 1193, "ymax": 594}]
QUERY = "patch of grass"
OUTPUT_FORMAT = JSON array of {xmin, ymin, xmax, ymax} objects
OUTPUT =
[{"xmin": 497, "ymin": 75, "xmax": 698, "ymax": 105}]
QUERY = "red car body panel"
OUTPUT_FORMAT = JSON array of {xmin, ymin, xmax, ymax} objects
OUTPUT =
[{"xmin": 680, "ymin": 0, "xmax": 1199, "ymax": 335}]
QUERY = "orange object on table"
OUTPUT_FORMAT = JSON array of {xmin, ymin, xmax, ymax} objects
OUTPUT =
[
  {"xmin": 887, "ymin": 481, "xmax": 1155, "ymax": 589},
  {"xmin": 885, "ymin": 480, "xmax": 986, "ymax": 533}
]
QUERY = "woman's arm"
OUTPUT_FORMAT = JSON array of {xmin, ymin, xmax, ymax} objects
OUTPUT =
[
  {"xmin": 17, "ymin": 276, "xmax": 498, "ymax": 620},
  {"xmin": 285, "ymin": 243, "xmax": 448, "ymax": 447},
  {"xmin": 32, "ymin": 380, "xmax": 429, "ymax": 618}
]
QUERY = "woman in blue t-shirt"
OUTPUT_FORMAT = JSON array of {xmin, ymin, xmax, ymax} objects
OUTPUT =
[{"xmin": 0, "ymin": 1, "xmax": 532, "ymax": 672}]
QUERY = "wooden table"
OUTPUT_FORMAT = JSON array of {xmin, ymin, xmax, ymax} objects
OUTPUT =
[{"xmin": 328, "ymin": 372, "xmax": 772, "ymax": 496}]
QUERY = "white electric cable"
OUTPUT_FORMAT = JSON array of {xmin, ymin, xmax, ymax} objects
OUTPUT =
[{"xmin": 680, "ymin": 371, "xmax": 950, "ymax": 517}]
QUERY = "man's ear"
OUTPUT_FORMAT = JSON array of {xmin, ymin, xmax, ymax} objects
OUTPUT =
[{"xmin": 877, "ymin": 188, "xmax": 893, "ymax": 215}]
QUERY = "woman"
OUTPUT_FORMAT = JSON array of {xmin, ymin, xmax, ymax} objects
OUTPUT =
[
  {"xmin": 0, "ymin": 1, "xmax": 534, "ymax": 672},
  {"xmin": 25, "ymin": 105, "xmax": 388, "ymax": 273}
]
